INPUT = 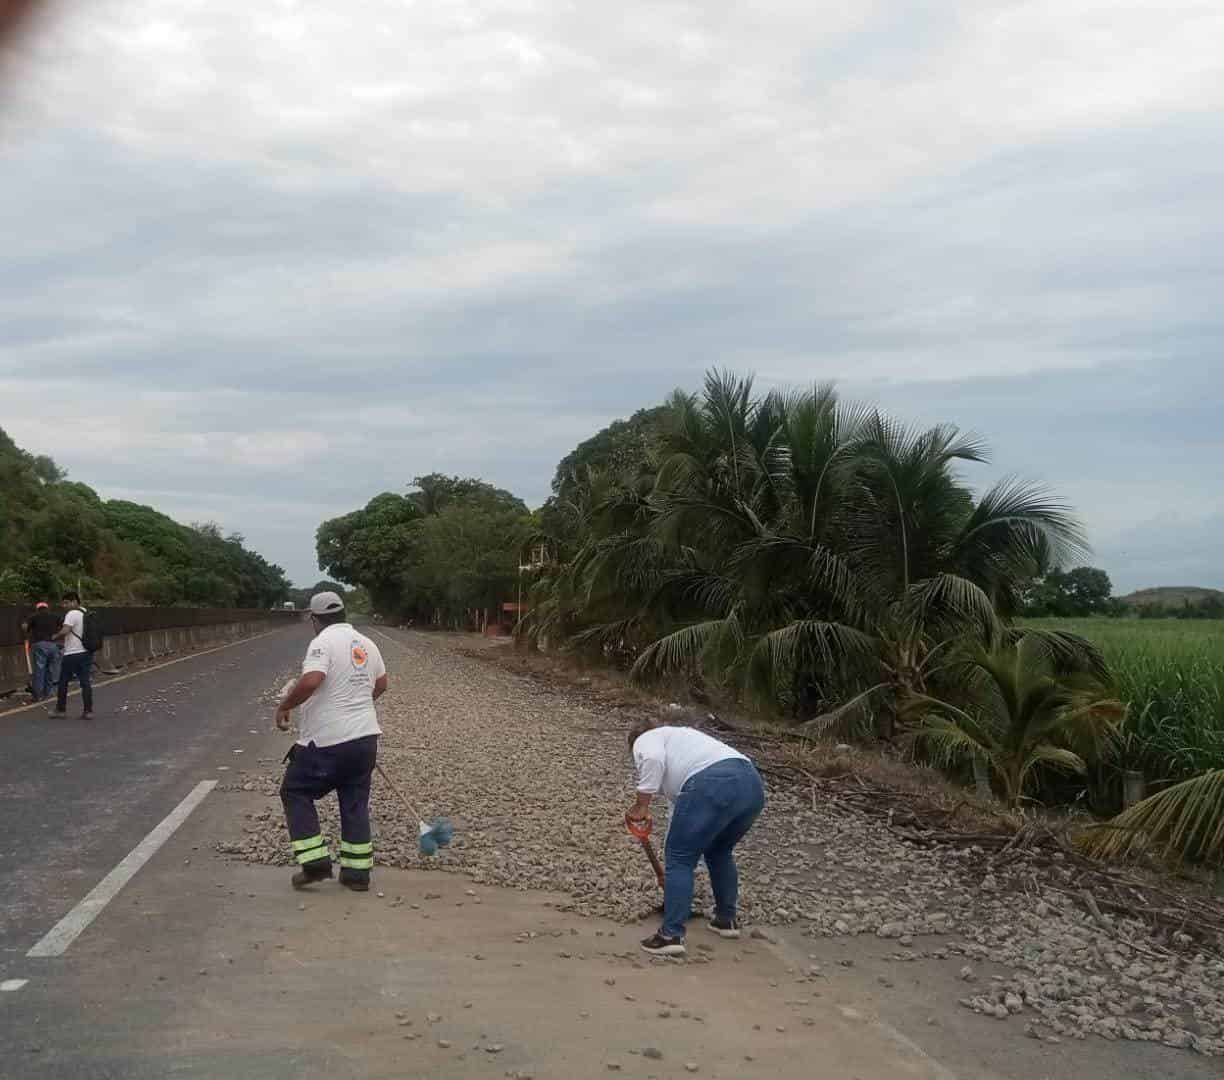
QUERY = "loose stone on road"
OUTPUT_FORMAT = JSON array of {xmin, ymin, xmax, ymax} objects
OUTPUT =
[{"xmin": 227, "ymin": 628, "xmax": 1224, "ymax": 1067}]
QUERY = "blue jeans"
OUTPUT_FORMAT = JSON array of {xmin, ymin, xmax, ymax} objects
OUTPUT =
[
  {"xmin": 31, "ymin": 641, "xmax": 61, "ymax": 700},
  {"xmin": 662, "ymin": 758, "xmax": 765, "ymax": 939}
]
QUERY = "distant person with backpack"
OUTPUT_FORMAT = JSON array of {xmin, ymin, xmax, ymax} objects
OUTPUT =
[
  {"xmin": 50, "ymin": 591, "xmax": 99, "ymax": 719},
  {"xmin": 23, "ymin": 601, "xmax": 62, "ymax": 701}
]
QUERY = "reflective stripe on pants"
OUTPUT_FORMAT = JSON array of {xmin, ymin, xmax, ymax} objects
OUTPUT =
[{"xmin": 340, "ymin": 839, "xmax": 374, "ymax": 870}]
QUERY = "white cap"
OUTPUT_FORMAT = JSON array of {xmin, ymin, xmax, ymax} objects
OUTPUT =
[{"xmin": 309, "ymin": 591, "xmax": 345, "ymax": 615}]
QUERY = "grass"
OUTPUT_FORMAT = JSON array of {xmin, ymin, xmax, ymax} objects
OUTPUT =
[{"xmin": 1022, "ymin": 618, "xmax": 1224, "ymax": 794}]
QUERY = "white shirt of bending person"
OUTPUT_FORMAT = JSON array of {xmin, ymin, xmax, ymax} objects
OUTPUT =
[{"xmin": 632, "ymin": 725, "xmax": 748, "ymax": 803}]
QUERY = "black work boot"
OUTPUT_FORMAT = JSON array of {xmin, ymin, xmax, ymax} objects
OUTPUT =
[
  {"xmin": 291, "ymin": 861, "xmax": 334, "ymax": 889},
  {"xmin": 339, "ymin": 870, "xmax": 370, "ymax": 893}
]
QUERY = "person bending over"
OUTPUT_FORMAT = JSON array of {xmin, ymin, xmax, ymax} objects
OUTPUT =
[{"xmin": 627, "ymin": 720, "xmax": 766, "ymax": 957}]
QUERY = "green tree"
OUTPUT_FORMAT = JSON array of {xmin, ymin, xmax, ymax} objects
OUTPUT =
[
  {"xmin": 902, "ymin": 631, "xmax": 1124, "ymax": 807},
  {"xmin": 526, "ymin": 371, "xmax": 1090, "ymax": 729},
  {"xmin": 413, "ymin": 502, "xmax": 535, "ymax": 626},
  {"xmin": 287, "ymin": 580, "xmax": 352, "ymax": 609},
  {"xmin": 0, "ymin": 556, "xmax": 62, "ymax": 603},
  {"xmin": 30, "ymin": 454, "xmax": 67, "ymax": 485},
  {"xmin": 550, "ymin": 406, "xmax": 669, "ymax": 500},
  {"xmin": 129, "ymin": 573, "xmax": 185, "ymax": 606},
  {"xmin": 409, "ymin": 473, "xmax": 522, "ymax": 517},
  {"xmin": 1024, "ymin": 566, "xmax": 1113, "ymax": 616},
  {"xmin": 316, "ymin": 477, "xmax": 531, "ymax": 623},
  {"xmin": 316, "ymin": 493, "xmax": 424, "ymax": 613},
  {"xmin": 0, "ymin": 427, "xmax": 289, "ymax": 607}
]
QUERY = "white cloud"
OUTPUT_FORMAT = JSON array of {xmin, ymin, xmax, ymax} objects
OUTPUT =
[{"xmin": 1, "ymin": 2, "xmax": 1221, "ymax": 586}]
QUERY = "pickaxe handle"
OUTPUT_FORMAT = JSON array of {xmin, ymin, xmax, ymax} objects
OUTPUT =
[{"xmin": 637, "ymin": 835, "xmax": 665, "ymax": 889}]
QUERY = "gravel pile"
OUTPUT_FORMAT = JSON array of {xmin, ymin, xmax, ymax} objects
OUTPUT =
[{"xmin": 224, "ymin": 631, "xmax": 1224, "ymax": 1057}]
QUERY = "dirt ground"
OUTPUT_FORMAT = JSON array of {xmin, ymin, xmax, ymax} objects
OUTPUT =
[
  {"xmin": 31, "ymin": 786, "xmax": 953, "ymax": 1079},
  {"xmin": 220, "ymin": 627, "xmax": 1218, "ymax": 1079}
]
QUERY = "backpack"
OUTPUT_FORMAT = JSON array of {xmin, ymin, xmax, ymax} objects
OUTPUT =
[{"xmin": 80, "ymin": 610, "xmax": 105, "ymax": 653}]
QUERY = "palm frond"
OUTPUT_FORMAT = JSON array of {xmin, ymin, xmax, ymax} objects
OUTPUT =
[
  {"xmin": 901, "ymin": 573, "xmax": 1000, "ymax": 642},
  {"xmin": 1020, "ymin": 745, "xmax": 1087, "ymax": 791},
  {"xmin": 661, "ymin": 568, "xmax": 739, "ymax": 617},
  {"xmin": 921, "ymin": 422, "xmax": 991, "ymax": 468},
  {"xmin": 1008, "ymin": 627, "xmax": 1111, "ymax": 683},
  {"xmin": 744, "ymin": 619, "xmax": 878, "ymax": 708},
  {"xmin": 900, "ymin": 690, "xmax": 1001, "ymax": 747},
  {"xmin": 800, "ymin": 682, "xmax": 891, "ymax": 735},
  {"xmin": 1079, "ymin": 769, "xmax": 1224, "ymax": 866},
  {"xmin": 953, "ymin": 478, "xmax": 1090, "ymax": 612},
  {"xmin": 569, "ymin": 616, "xmax": 642, "ymax": 651},
  {"xmin": 755, "ymin": 618, "xmax": 877, "ymax": 673},
  {"xmin": 631, "ymin": 618, "xmax": 728, "ymax": 681},
  {"xmin": 907, "ymin": 716, "xmax": 991, "ymax": 772}
]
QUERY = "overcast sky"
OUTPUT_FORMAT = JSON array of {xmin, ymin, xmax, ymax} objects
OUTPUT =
[{"xmin": 1, "ymin": 1, "xmax": 1220, "ymax": 592}]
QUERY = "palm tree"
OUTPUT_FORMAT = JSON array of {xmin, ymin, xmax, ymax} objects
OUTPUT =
[
  {"xmin": 902, "ymin": 632, "xmax": 1125, "ymax": 807},
  {"xmin": 626, "ymin": 372, "xmax": 1090, "ymax": 725},
  {"xmin": 522, "ymin": 460, "xmax": 669, "ymax": 660},
  {"xmin": 1080, "ymin": 769, "xmax": 1224, "ymax": 866}
]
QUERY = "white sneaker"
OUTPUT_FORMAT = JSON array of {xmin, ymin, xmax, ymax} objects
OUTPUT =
[{"xmin": 707, "ymin": 917, "xmax": 741, "ymax": 939}]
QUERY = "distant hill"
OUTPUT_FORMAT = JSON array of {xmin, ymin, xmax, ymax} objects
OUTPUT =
[{"xmin": 1121, "ymin": 587, "xmax": 1224, "ymax": 607}]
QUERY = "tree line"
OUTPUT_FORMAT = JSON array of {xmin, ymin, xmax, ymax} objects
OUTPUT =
[
  {"xmin": 321, "ymin": 370, "xmax": 1115, "ymax": 726},
  {"xmin": 522, "ymin": 372, "xmax": 1102, "ymax": 723},
  {"xmin": 315, "ymin": 473, "xmax": 534, "ymax": 627},
  {"xmin": 1021, "ymin": 568, "xmax": 1224, "ymax": 620},
  {"xmin": 0, "ymin": 426, "xmax": 290, "ymax": 608},
  {"xmin": 317, "ymin": 371, "xmax": 1224, "ymax": 856},
  {"xmin": 284, "ymin": 580, "xmax": 370, "ymax": 613}
]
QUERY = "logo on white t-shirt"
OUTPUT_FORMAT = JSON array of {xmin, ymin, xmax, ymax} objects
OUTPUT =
[{"xmin": 351, "ymin": 642, "xmax": 368, "ymax": 670}]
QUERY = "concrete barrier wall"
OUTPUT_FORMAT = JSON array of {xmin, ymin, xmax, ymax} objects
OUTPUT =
[{"xmin": 0, "ymin": 608, "xmax": 301, "ymax": 697}]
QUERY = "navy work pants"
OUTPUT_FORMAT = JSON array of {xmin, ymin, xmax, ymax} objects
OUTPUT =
[
  {"xmin": 280, "ymin": 735, "xmax": 377, "ymax": 880},
  {"xmin": 56, "ymin": 651, "xmax": 93, "ymax": 713}
]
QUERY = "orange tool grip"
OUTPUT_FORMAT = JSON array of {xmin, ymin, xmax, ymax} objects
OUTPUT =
[{"xmin": 625, "ymin": 814, "xmax": 653, "ymax": 841}]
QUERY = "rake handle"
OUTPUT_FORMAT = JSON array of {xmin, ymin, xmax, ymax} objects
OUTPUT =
[{"xmin": 374, "ymin": 762, "xmax": 426, "ymax": 824}]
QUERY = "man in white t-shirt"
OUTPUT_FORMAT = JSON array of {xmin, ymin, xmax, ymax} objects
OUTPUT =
[
  {"xmin": 275, "ymin": 592, "xmax": 388, "ymax": 892},
  {"xmin": 50, "ymin": 590, "xmax": 93, "ymax": 719},
  {"xmin": 627, "ymin": 721, "xmax": 766, "ymax": 957}
]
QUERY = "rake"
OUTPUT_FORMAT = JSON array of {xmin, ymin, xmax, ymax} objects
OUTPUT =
[
  {"xmin": 276, "ymin": 680, "xmax": 453, "ymax": 856},
  {"xmin": 375, "ymin": 762, "xmax": 454, "ymax": 856}
]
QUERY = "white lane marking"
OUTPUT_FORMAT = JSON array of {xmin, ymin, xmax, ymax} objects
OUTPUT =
[
  {"xmin": 27, "ymin": 780, "xmax": 218, "ymax": 958},
  {"xmin": 1, "ymin": 979, "xmax": 29, "ymax": 992},
  {"xmin": 367, "ymin": 628, "xmax": 405, "ymax": 650}
]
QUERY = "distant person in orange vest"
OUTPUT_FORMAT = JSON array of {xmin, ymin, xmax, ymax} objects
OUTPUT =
[{"xmin": 23, "ymin": 601, "xmax": 62, "ymax": 701}]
